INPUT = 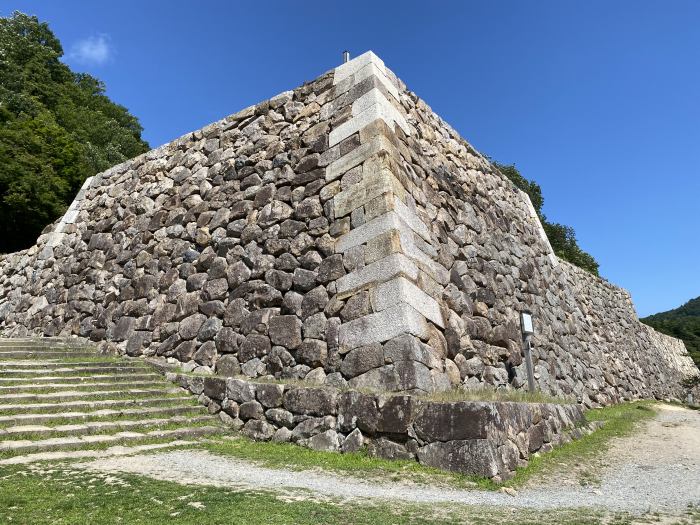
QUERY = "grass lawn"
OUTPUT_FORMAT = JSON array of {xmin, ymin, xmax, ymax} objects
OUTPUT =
[
  {"xmin": 0, "ymin": 401, "xmax": 694, "ymax": 524},
  {"xmin": 2, "ymin": 462, "xmax": 695, "ymax": 525},
  {"xmin": 203, "ymin": 401, "xmax": 660, "ymax": 490},
  {"xmin": 504, "ymin": 400, "xmax": 658, "ymax": 487}
]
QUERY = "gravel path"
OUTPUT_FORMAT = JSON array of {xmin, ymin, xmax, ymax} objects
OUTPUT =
[{"xmin": 79, "ymin": 404, "xmax": 700, "ymax": 513}]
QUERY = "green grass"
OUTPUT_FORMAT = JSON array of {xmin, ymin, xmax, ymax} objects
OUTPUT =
[
  {"xmin": 0, "ymin": 462, "xmax": 681, "ymax": 525},
  {"xmin": 206, "ymin": 436, "xmax": 497, "ymax": 490},
  {"xmin": 503, "ymin": 401, "xmax": 658, "ymax": 488},
  {"xmin": 414, "ymin": 387, "xmax": 573, "ymax": 404},
  {"xmin": 203, "ymin": 401, "xmax": 659, "ymax": 491}
]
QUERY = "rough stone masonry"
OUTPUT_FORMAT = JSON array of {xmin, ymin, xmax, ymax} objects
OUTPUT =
[
  {"xmin": 165, "ymin": 369, "xmax": 593, "ymax": 481},
  {"xmin": 0, "ymin": 51, "xmax": 697, "ymax": 407}
]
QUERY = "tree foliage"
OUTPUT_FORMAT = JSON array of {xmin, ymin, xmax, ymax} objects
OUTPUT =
[
  {"xmin": 494, "ymin": 163, "xmax": 600, "ymax": 275},
  {"xmin": 642, "ymin": 297, "xmax": 700, "ymax": 368},
  {"xmin": 0, "ymin": 11, "xmax": 149, "ymax": 253}
]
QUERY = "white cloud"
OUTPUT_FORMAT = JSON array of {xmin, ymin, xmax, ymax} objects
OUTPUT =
[{"xmin": 69, "ymin": 35, "xmax": 112, "ymax": 66}]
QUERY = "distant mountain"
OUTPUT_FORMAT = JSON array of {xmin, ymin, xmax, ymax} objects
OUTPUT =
[{"xmin": 642, "ymin": 296, "xmax": 700, "ymax": 368}]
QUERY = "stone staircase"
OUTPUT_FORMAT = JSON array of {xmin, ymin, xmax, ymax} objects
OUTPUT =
[{"xmin": 0, "ymin": 337, "xmax": 222, "ymax": 464}]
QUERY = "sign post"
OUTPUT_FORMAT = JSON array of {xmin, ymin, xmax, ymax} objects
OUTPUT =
[{"xmin": 520, "ymin": 311, "xmax": 536, "ymax": 393}]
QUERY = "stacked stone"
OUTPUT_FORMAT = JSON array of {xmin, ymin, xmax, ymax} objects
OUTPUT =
[
  {"xmin": 379, "ymin": 59, "xmax": 698, "ymax": 405},
  {"xmin": 0, "ymin": 70, "xmax": 342, "ymax": 385},
  {"xmin": 0, "ymin": 51, "xmax": 696, "ymax": 405},
  {"xmin": 322, "ymin": 52, "xmax": 455, "ymax": 393},
  {"xmin": 171, "ymin": 371, "xmax": 587, "ymax": 480}
]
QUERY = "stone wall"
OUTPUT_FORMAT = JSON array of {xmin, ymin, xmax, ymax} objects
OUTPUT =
[
  {"xmin": 387, "ymin": 69, "xmax": 699, "ymax": 404},
  {"xmin": 0, "ymin": 51, "xmax": 696, "ymax": 406},
  {"xmin": 166, "ymin": 370, "xmax": 588, "ymax": 481}
]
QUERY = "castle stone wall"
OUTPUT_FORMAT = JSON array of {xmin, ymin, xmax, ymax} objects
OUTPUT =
[
  {"xmin": 0, "ymin": 51, "xmax": 696, "ymax": 406},
  {"xmin": 388, "ymin": 73, "xmax": 698, "ymax": 404},
  {"xmin": 167, "ymin": 370, "xmax": 589, "ymax": 481}
]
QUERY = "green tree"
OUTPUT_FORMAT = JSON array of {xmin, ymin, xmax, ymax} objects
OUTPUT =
[
  {"xmin": 0, "ymin": 11, "xmax": 149, "ymax": 253},
  {"xmin": 642, "ymin": 297, "xmax": 700, "ymax": 368},
  {"xmin": 494, "ymin": 162, "xmax": 600, "ymax": 275}
]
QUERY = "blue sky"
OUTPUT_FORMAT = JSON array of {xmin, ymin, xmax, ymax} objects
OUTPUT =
[{"xmin": 6, "ymin": 1, "xmax": 699, "ymax": 317}]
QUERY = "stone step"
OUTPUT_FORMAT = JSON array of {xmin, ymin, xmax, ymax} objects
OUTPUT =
[
  {"xmin": 0, "ymin": 387, "xmax": 184, "ymax": 403},
  {"xmin": 0, "ymin": 415, "xmax": 215, "ymax": 438},
  {"xmin": 0, "ymin": 360, "xmax": 128, "ymax": 368},
  {"xmin": 0, "ymin": 425, "xmax": 221, "ymax": 453},
  {"xmin": 0, "ymin": 405, "xmax": 208, "ymax": 427},
  {"xmin": 0, "ymin": 380, "xmax": 170, "ymax": 392},
  {"xmin": 0, "ymin": 396, "xmax": 197, "ymax": 414},
  {"xmin": 0, "ymin": 341, "xmax": 93, "ymax": 347},
  {"xmin": 0, "ymin": 339, "xmax": 224, "ymax": 461},
  {"xmin": 0, "ymin": 338, "xmax": 89, "ymax": 348},
  {"xmin": 0, "ymin": 351, "xmax": 97, "ymax": 359},
  {"xmin": 0, "ymin": 373, "xmax": 161, "ymax": 385},
  {"xmin": 0, "ymin": 366, "xmax": 151, "ymax": 377},
  {"xmin": 0, "ymin": 344, "xmax": 94, "ymax": 350},
  {"xmin": 0, "ymin": 336, "xmax": 83, "ymax": 343},
  {"xmin": 0, "ymin": 440, "xmax": 198, "ymax": 465}
]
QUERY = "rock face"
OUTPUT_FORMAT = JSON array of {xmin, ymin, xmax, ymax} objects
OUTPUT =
[{"xmin": 0, "ymin": 51, "xmax": 696, "ymax": 404}]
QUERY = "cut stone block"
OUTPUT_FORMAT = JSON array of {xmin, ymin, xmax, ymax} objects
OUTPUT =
[
  {"xmin": 62, "ymin": 210, "xmax": 79, "ymax": 225},
  {"xmin": 335, "ymin": 208, "xmax": 445, "ymax": 285},
  {"xmin": 413, "ymin": 401, "xmax": 496, "ymax": 442},
  {"xmin": 336, "ymin": 210, "xmax": 428, "ymax": 253},
  {"xmin": 333, "ymin": 51, "xmax": 388, "ymax": 85},
  {"xmin": 333, "ymin": 166, "xmax": 405, "ymax": 218},
  {"xmin": 37, "ymin": 245, "xmax": 54, "ymax": 261},
  {"xmin": 383, "ymin": 334, "xmax": 443, "ymax": 371},
  {"xmin": 392, "ymin": 195, "xmax": 430, "ymax": 242},
  {"xmin": 417, "ymin": 439, "xmax": 501, "ymax": 478},
  {"xmin": 329, "ymin": 88, "xmax": 410, "ymax": 146},
  {"xmin": 519, "ymin": 189, "xmax": 559, "ymax": 267},
  {"xmin": 338, "ymin": 303, "xmax": 429, "ymax": 350},
  {"xmin": 325, "ymin": 134, "xmax": 395, "ymax": 182},
  {"xmin": 351, "ymin": 61, "xmax": 399, "ymax": 101},
  {"xmin": 336, "ymin": 253, "xmax": 419, "ymax": 298},
  {"xmin": 348, "ymin": 360, "xmax": 440, "ymax": 393},
  {"xmin": 364, "ymin": 230, "xmax": 402, "ymax": 265},
  {"xmin": 74, "ymin": 176, "xmax": 94, "ymax": 201},
  {"xmin": 371, "ymin": 277, "xmax": 444, "ymax": 328}
]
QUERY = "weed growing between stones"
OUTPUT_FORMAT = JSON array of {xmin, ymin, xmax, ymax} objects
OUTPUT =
[{"xmin": 413, "ymin": 387, "xmax": 574, "ymax": 404}]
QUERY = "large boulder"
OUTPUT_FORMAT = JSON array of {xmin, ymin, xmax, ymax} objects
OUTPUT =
[
  {"xmin": 337, "ymin": 390, "xmax": 380, "ymax": 434},
  {"xmin": 417, "ymin": 440, "xmax": 501, "ymax": 477},
  {"xmin": 308, "ymin": 429, "xmax": 341, "ymax": 452},
  {"xmin": 242, "ymin": 420, "xmax": 276, "ymax": 441},
  {"xmin": 268, "ymin": 315, "xmax": 302, "ymax": 349},
  {"xmin": 413, "ymin": 401, "xmax": 495, "ymax": 442},
  {"xmin": 283, "ymin": 386, "xmax": 337, "ymax": 416}
]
